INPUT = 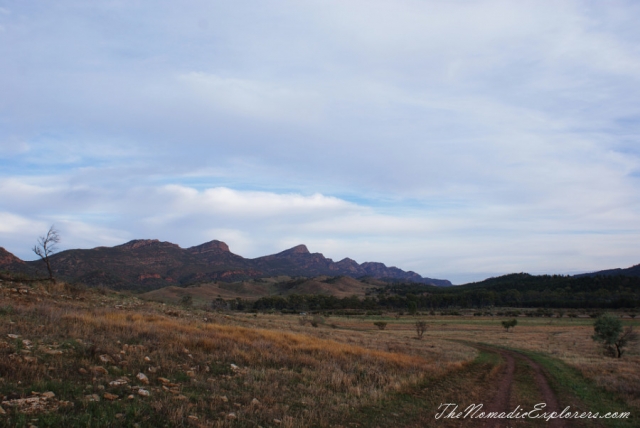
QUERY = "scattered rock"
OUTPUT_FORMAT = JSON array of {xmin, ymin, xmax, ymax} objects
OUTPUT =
[
  {"xmin": 43, "ymin": 349, "xmax": 63, "ymax": 355},
  {"xmin": 137, "ymin": 389, "xmax": 150, "ymax": 397},
  {"xmin": 230, "ymin": 364, "xmax": 239, "ymax": 371},
  {"xmin": 136, "ymin": 373, "xmax": 149, "ymax": 384},
  {"xmin": 251, "ymin": 398, "xmax": 260, "ymax": 406},
  {"xmin": 41, "ymin": 391, "xmax": 55, "ymax": 399},
  {"xmin": 220, "ymin": 395, "xmax": 228, "ymax": 403},
  {"xmin": 226, "ymin": 413, "xmax": 237, "ymax": 420},
  {"xmin": 175, "ymin": 395, "xmax": 187, "ymax": 401},
  {"xmin": 158, "ymin": 377, "xmax": 171, "ymax": 384},
  {"xmin": 188, "ymin": 415, "xmax": 198, "ymax": 420},
  {"xmin": 127, "ymin": 395, "xmax": 135, "ymax": 400},
  {"xmin": 2, "ymin": 396, "xmax": 59, "ymax": 414},
  {"xmin": 98, "ymin": 355, "xmax": 112, "ymax": 364},
  {"xmin": 273, "ymin": 419, "xmax": 282, "ymax": 425},
  {"xmin": 22, "ymin": 340, "xmax": 32, "ymax": 346},
  {"xmin": 109, "ymin": 378, "xmax": 128, "ymax": 387},
  {"xmin": 186, "ymin": 371, "xmax": 195, "ymax": 378},
  {"xmin": 144, "ymin": 356, "xmax": 151, "ymax": 362},
  {"xmin": 78, "ymin": 368, "xmax": 88, "ymax": 375},
  {"xmin": 115, "ymin": 413, "xmax": 124, "ymax": 419},
  {"xmin": 85, "ymin": 394, "xmax": 100, "ymax": 402},
  {"xmin": 103, "ymin": 393, "xmax": 119, "ymax": 401},
  {"xmin": 23, "ymin": 356, "xmax": 37, "ymax": 364}
]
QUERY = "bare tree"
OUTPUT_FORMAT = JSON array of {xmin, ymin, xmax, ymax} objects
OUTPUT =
[
  {"xmin": 415, "ymin": 320, "xmax": 428, "ymax": 339},
  {"xmin": 33, "ymin": 225, "xmax": 60, "ymax": 283}
]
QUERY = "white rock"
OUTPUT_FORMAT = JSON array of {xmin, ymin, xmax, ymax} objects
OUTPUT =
[
  {"xmin": 109, "ymin": 378, "xmax": 128, "ymax": 386},
  {"xmin": 98, "ymin": 354, "xmax": 112, "ymax": 363},
  {"xmin": 136, "ymin": 372, "xmax": 149, "ymax": 384},
  {"xmin": 137, "ymin": 389, "xmax": 150, "ymax": 397}
]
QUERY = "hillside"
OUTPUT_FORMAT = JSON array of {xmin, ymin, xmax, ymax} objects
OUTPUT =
[
  {"xmin": 1, "ymin": 240, "xmax": 450, "ymax": 291},
  {"xmin": 141, "ymin": 275, "xmax": 378, "ymax": 305},
  {"xmin": 577, "ymin": 263, "xmax": 640, "ymax": 278}
]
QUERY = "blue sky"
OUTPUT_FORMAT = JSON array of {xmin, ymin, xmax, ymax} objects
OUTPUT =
[{"xmin": 2, "ymin": 1, "xmax": 640, "ymax": 284}]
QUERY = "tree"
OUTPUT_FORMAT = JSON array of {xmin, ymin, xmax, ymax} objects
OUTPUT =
[
  {"xmin": 407, "ymin": 301, "xmax": 417, "ymax": 315},
  {"xmin": 501, "ymin": 319, "xmax": 517, "ymax": 332},
  {"xmin": 373, "ymin": 321, "xmax": 387, "ymax": 330},
  {"xmin": 592, "ymin": 313, "xmax": 638, "ymax": 358},
  {"xmin": 415, "ymin": 320, "xmax": 428, "ymax": 339},
  {"xmin": 32, "ymin": 225, "xmax": 60, "ymax": 283}
]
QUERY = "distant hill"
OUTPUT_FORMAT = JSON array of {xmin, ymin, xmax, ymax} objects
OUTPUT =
[
  {"xmin": 0, "ymin": 240, "xmax": 450, "ymax": 290},
  {"xmin": 141, "ymin": 275, "xmax": 378, "ymax": 304},
  {"xmin": 576, "ymin": 263, "xmax": 640, "ymax": 278}
]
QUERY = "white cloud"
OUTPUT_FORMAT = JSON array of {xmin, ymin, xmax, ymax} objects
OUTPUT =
[
  {"xmin": 178, "ymin": 72, "xmax": 323, "ymax": 123},
  {"xmin": 2, "ymin": 1, "xmax": 640, "ymax": 281}
]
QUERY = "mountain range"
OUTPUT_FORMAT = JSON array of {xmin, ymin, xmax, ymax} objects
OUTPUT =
[{"xmin": 0, "ymin": 239, "xmax": 451, "ymax": 290}]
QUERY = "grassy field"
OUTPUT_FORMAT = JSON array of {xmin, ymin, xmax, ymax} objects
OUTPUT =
[{"xmin": 0, "ymin": 279, "xmax": 638, "ymax": 427}]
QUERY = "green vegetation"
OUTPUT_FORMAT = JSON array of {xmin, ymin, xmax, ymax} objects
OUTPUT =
[
  {"xmin": 523, "ymin": 351, "xmax": 637, "ymax": 427},
  {"xmin": 501, "ymin": 318, "xmax": 518, "ymax": 332},
  {"xmin": 251, "ymin": 273, "xmax": 640, "ymax": 311},
  {"xmin": 592, "ymin": 313, "xmax": 639, "ymax": 358},
  {"xmin": 373, "ymin": 321, "xmax": 387, "ymax": 330}
]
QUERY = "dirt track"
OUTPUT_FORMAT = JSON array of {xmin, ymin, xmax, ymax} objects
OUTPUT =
[{"xmin": 479, "ymin": 346, "xmax": 567, "ymax": 428}]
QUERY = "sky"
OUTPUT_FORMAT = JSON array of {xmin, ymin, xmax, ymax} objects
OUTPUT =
[{"xmin": 1, "ymin": 1, "xmax": 640, "ymax": 284}]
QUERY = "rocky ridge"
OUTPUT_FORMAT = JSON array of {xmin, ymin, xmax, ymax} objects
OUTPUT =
[{"xmin": 1, "ymin": 240, "xmax": 451, "ymax": 290}]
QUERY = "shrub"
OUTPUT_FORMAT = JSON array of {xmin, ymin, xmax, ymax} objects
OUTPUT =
[
  {"xmin": 180, "ymin": 295, "xmax": 193, "ymax": 307},
  {"xmin": 373, "ymin": 321, "xmax": 387, "ymax": 330},
  {"xmin": 310, "ymin": 315, "xmax": 325, "ymax": 328},
  {"xmin": 592, "ymin": 313, "xmax": 639, "ymax": 358},
  {"xmin": 415, "ymin": 320, "xmax": 428, "ymax": 339},
  {"xmin": 501, "ymin": 319, "xmax": 517, "ymax": 332}
]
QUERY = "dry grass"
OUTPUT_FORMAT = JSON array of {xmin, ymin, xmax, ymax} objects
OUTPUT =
[
  {"xmin": 2, "ymin": 279, "xmax": 638, "ymax": 426},
  {"xmin": 421, "ymin": 316, "xmax": 640, "ymax": 409},
  {"xmin": 0, "ymin": 281, "xmax": 471, "ymax": 427}
]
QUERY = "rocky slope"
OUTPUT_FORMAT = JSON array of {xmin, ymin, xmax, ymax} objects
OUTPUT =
[{"xmin": 1, "ymin": 240, "xmax": 451, "ymax": 290}]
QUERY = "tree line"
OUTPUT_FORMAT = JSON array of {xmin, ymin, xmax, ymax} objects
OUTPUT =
[{"xmin": 248, "ymin": 274, "xmax": 640, "ymax": 311}]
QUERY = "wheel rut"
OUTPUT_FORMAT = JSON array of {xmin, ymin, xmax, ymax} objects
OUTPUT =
[{"xmin": 475, "ymin": 345, "xmax": 567, "ymax": 428}]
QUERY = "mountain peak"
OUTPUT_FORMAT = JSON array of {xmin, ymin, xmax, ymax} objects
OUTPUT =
[
  {"xmin": 290, "ymin": 244, "xmax": 309, "ymax": 254},
  {"xmin": 276, "ymin": 244, "xmax": 310, "ymax": 257},
  {"xmin": 188, "ymin": 240, "xmax": 230, "ymax": 254},
  {"xmin": 117, "ymin": 239, "xmax": 179, "ymax": 250},
  {"xmin": 0, "ymin": 247, "xmax": 24, "ymax": 267}
]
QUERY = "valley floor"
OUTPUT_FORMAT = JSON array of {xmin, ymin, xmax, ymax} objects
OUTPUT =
[{"xmin": 0, "ymin": 280, "xmax": 638, "ymax": 427}]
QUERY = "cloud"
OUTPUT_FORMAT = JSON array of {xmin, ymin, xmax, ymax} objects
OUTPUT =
[
  {"xmin": 1, "ymin": 1, "xmax": 640, "ymax": 282},
  {"xmin": 178, "ymin": 72, "xmax": 323, "ymax": 123},
  {"xmin": 1, "ymin": 176, "xmax": 640, "ymax": 283}
]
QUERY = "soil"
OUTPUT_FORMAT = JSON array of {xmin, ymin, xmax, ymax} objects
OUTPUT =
[{"xmin": 478, "ymin": 346, "xmax": 567, "ymax": 428}]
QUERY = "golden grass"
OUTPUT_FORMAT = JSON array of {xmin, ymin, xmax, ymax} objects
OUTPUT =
[
  {"xmin": 0, "ymin": 281, "xmax": 471, "ymax": 427},
  {"xmin": 2, "ymin": 280, "xmax": 638, "ymax": 426}
]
